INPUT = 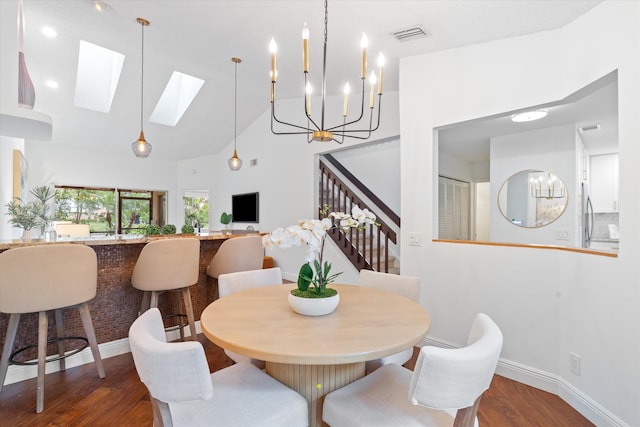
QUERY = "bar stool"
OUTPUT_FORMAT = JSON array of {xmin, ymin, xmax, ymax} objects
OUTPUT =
[
  {"xmin": 0, "ymin": 244, "xmax": 106, "ymax": 413},
  {"xmin": 206, "ymin": 235, "xmax": 264, "ymax": 280},
  {"xmin": 131, "ymin": 238, "xmax": 200, "ymax": 341}
]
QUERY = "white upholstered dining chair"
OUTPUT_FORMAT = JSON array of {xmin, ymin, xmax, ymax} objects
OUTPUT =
[
  {"xmin": 129, "ymin": 308, "xmax": 308, "ymax": 427},
  {"xmin": 359, "ymin": 269, "xmax": 421, "ymax": 373},
  {"xmin": 217, "ymin": 267, "xmax": 283, "ymax": 368},
  {"xmin": 323, "ymin": 313, "xmax": 503, "ymax": 427}
]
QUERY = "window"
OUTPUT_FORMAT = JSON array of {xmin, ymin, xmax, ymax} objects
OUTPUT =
[
  {"xmin": 183, "ymin": 190, "xmax": 210, "ymax": 231},
  {"xmin": 54, "ymin": 186, "xmax": 167, "ymax": 235}
]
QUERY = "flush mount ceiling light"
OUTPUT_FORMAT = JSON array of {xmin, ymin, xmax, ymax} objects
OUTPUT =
[
  {"xmin": 131, "ymin": 18, "xmax": 152, "ymax": 158},
  {"xmin": 511, "ymin": 109, "xmax": 547, "ymax": 123},
  {"xmin": 228, "ymin": 57, "xmax": 243, "ymax": 171},
  {"xmin": 269, "ymin": 0, "xmax": 384, "ymax": 144},
  {"xmin": 93, "ymin": 0, "xmax": 110, "ymax": 12}
]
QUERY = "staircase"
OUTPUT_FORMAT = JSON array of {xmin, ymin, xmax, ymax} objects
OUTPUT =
[{"xmin": 319, "ymin": 155, "xmax": 400, "ymax": 274}]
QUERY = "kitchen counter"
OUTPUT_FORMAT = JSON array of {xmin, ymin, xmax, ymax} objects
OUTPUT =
[{"xmin": 0, "ymin": 231, "xmax": 263, "ymax": 366}]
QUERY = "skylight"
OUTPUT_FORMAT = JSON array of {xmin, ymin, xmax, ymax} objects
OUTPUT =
[
  {"xmin": 150, "ymin": 71, "xmax": 204, "ymax": 127},
  {"xmin": 74, "ymin": 40, "xmax": 124, "ymax": 113}
]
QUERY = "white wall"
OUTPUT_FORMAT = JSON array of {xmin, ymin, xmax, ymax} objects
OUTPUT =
[
  {"xmin": 20, "ymin": 141, "xmax": 179, "ymax": 230},
  {"xmin": 185, "ymin": 91, "xmax": 400, "ymax": 283},
  {"xmin": 400, "ymin": 2, "xmax": 639, "ymax": 426},
  {"xmin": 490, "ymin": 124, "xmax": 576, "ymax": 245},
  {"xmin": 330, "ymin": 138, "xmax": 401, "ymax": 214}
]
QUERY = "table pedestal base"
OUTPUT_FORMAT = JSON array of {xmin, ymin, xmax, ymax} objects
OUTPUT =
[{"xmin": 266, "ymin": 361, "xmax": 365, "ymax": 427}]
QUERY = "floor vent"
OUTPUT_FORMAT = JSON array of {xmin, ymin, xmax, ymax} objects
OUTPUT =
[{"xmin": 392, "ymin": 25, "xmax": 430, "ymax": 41}]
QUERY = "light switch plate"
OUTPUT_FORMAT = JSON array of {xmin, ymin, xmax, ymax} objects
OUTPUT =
[{"xmin": 409, "ymin": 232, "xmax": 422, "ymax": 246}]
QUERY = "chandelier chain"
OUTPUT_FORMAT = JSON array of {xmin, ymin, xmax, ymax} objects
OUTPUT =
[{"xmin": 324, "ymin": 0, "xmax": 328, "ymax": 44}]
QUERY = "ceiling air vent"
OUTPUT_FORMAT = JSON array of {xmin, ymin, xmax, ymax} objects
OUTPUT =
[
  {"xmin": 392, "ymin": 25, "xmax": 431, "ymax": 42},
  {"xmin": 579, "ymin": 123, "xmax": 601, "ymax": 132}
]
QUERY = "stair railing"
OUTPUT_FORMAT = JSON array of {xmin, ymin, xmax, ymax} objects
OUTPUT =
[{"xmin": 319, "ymin": 156, "xmax": 397, "ymax": 273}]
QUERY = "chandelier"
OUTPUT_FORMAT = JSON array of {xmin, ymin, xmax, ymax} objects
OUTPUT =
[
  {"xmin": 269, "ymin": 0, "xmax": 384, "ymax": 144},
  {"xmin": 530, "ymin": 172, "xmax": 566, "ymax": 199},
  {"xmin": 131, "ymin": 17, "xmax": 152, "ymax": 158}
]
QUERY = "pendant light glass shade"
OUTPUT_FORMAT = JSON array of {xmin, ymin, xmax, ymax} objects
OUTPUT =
[
  {"xmin": 132, "ymin": 130, "xmax": 151, "ymax": 158},
  {"xmin": 228, "ymin": 149, "xmax": 242, "ymax": 170},
  {"xmin": 132, "ymin": 18, "xmax": 152, "ymax": 158},
  {"xmin": 228, "ymin": 57, "xmax": 242, "ymax": 171}
]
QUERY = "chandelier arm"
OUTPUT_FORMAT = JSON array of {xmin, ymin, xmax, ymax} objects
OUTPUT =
[
  {"xmin": 325, "ymin": 79, "xmax": 367, "ymax": 132},
  {"xmin": 303, "ymin": 73, "xmax": 323, "ymax": 132},
  {"xmin": 271, "ymin": 102, "xmax": 319, "ymax": 133},
  {"xmin": 330, "ymin": 97, "xmax": 380, "ymax": 139}
]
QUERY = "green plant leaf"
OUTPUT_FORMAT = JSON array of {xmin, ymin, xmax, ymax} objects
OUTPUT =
[
  {"xmin": 220, "ymin": 212, "xmax": 232, "ymax": 225},
  {"xmin": 297, "ymin": 263, "xmax": 313, "ymax": 291}
]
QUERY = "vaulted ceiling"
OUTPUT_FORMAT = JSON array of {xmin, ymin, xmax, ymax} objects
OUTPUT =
[{"xmin": 0, "ymin": 0, "xmax": 602, "ymax": 160}]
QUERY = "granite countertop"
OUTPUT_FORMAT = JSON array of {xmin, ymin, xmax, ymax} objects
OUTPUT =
[{"xmin": 0, "ymin": 231, "xmax": 262, "ymax": 250}]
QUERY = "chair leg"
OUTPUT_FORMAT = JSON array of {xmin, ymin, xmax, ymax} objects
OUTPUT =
[
  {"xmin": 36, "ymin": 311, "xmax": 48, "ymax": 413},
  {"xmin": 139, "ymin": 291, "xmax": 151, "ymax": 316},
  {"xmin": 54, "ymin": 309, "xmax": 66, "ymax": 372},
  {"xmin": 181, "ymin": 287, "xmax": 197, "ymax": 341},
  {"xmin": 0, "ymin": 313, "xmax": 20, "ymax": 392},
  {"xmin": 149, "ymin": 291, "xmax": 160, "ymax": 309},
  {"xmin": 453, "ymin": 395, "xmax": 482, "ymax": 427},
  {"xmin": 78, "ymin": 303, "xmax": 106, "ymax": 379}
]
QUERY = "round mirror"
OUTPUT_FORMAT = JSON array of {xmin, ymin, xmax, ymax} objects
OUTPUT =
[{"xmin": 498, "ymin": 170, "xmax": 569, "ymax": 228}]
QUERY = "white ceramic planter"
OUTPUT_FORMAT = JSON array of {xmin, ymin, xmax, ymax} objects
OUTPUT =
[{"xmin": 288, "ymin": 292, "xmax": 340, "ymax": 316}]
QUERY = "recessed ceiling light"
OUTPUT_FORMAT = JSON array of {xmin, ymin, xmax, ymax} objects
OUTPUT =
[
  {"xmin": 41, "ymin": 26, "xmax": 57, "ymax": 38},
  {"xmin": 45, "ymin": 80, "xmax": 59, "ymax": 89},
  {"xmin": 511, "ymin": 110, "xmax": 547, "ymax": 122}
]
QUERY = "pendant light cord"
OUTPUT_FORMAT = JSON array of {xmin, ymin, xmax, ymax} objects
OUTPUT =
[
  {"xmin": 234, "ymin": 59, "xmax": 238, "ymax": 151},
  {"xmin": 140, "ymin": 22, "xmax": 145, "ymax": 132}
]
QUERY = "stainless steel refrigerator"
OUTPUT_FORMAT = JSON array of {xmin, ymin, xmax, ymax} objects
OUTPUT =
[{"xmin": 581, "ymin": 182, "xmax": 594, "ymax": 248}]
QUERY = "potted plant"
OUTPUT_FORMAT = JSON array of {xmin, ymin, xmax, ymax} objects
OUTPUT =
[
  {"xmin": 5, "ymin": 199, "xmax": 42, "ymax": 241},
  {"xmin": 145, "ymin": 224, "xmax": 161, "ymax": 235},
  {"xmin": 262, "ymin": 205, "xmax": 377, "ymax": 315},
  {"xmin": 162, "ymin": 224, "xmax": 176, "ymax": 234},
  {"xmin": 181, "ymin": 223, "xmax": 195, "ymax": 234},
  {"xmin": 220, "ymin": 212, "xmax": 232, "ymax": 233}
]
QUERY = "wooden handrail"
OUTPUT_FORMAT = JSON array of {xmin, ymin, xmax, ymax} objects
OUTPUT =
[
  {"xmin": 319, "ymin": 159, "xmax": 398, "ymax": 273},
  {"xmin": 322, "ymin": 154, "xmax": 400, "ymax": 227}
]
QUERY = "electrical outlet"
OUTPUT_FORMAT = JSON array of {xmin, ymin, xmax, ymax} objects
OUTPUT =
[
  {"xmin": 408, "ymin": 232, "xmax": 422, "ymax": 247},
  {"xmin": 556, "ymin": 229, "xmax": 569, "ymax": 240},
  {"xmin": 569, "ymin": 352, "xmax": 581, "ymax": 375}
]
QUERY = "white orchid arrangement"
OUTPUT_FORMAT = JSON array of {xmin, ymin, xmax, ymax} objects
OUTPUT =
[{"xmin": 263, "ymin": 205, "xmax": 377, "ymax": 297}]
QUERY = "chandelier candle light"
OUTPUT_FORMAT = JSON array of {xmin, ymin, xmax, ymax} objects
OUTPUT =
[
  {"xmin": 269, "ymin": 0, "xmax": 384, "ymax": 144},
  {"xmin": 131, "ymin": 18, "xmax": 152, "ymax": 158}
]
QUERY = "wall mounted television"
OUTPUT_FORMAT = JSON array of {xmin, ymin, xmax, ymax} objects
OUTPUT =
[{"xmin": 231, "ymin": 192, "xmax": 259, "ymax": 223}]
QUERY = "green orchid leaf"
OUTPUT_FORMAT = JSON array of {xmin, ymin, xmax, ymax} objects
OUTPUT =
[{"xmin": 297, "ymin": 263, "xmax": 313, "ymax": 291}]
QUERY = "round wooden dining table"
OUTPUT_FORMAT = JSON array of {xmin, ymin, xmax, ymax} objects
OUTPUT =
[{"xmin": 200, "ymin": 283, "xmax": 430, "ymax": 427}]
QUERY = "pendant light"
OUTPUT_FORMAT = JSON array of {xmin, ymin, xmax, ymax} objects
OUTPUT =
[
  {"xmin": 228, "ymin": 57, "xmax": 243, "ymax": 171},
  {"xmin": 131, "ymin": 18, "xmax": 152, "ymax": 158}
]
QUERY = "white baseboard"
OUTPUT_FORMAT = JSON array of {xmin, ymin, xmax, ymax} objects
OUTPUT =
[
  {"xmin": 3, "ymin": 321, "xmax": 202, "ymax": 386},
  {"xmin": 421, "ymin": 337, "xmax": 628, "ymax": 427}
]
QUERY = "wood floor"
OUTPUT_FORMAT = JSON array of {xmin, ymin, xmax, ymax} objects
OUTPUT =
[{"xmin": 0, "ymin": 335, "xmax": 595, "ymax": 427}]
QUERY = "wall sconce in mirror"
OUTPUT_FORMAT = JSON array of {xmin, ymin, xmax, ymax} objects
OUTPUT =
[{"xmin": 498, "ymin": 170, "xmax": 568, "ymax": 228}]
